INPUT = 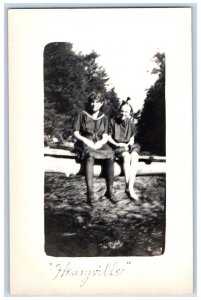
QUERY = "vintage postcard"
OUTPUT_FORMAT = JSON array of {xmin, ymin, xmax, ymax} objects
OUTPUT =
[{"xmin": 9, "ymin": 7, "xmax": 193, "ymax": 296}]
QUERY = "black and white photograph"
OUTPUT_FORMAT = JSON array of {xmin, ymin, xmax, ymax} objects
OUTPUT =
[
  {"xmin": 44, "ymin": 41, "xmax": 166, "ymax": 257},
  {"xmin": 8, "ymin": 7, "xmax": 193, "ymax": 295}
]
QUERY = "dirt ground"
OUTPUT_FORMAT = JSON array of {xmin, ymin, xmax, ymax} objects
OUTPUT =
[{"xmin": 44, "ymin": 172, "xmax": 166, "ymax": 257}]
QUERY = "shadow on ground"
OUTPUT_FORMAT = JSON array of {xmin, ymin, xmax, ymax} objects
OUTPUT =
[{"xmin": 44, "ymin": 173, "xmax": 166, "ymax": 257}]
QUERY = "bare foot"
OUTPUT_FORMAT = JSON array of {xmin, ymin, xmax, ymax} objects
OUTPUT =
[{"xmin": 129, "ymin": 190, "xmax": 139, "ymax": 201}]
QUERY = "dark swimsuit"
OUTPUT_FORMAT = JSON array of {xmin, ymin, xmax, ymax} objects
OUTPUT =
[
  {"xmin": 108, "ymin": 117, "xmax": 140, "ymax": 158},
  {"xmin": 73, "ymin": 110, "xmax": 113, "ymax": 160}
]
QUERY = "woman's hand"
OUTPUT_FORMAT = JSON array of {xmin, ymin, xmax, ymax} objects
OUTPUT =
[
  {"xmin": 94, "ymin": 134, "xmax": 108, "ymax": 149},
  {"xmin": 73, "ymin": 131, "xmax": 95, "ymax": 149},
  {"xmin": 94, "ymin": 141, "xmax": 103, "ymax": 149},
  {"xmin": 118, "ymin": 142, "xmax": 129, "ymax": 151},
  {"xmin": 84, "ymin": 139, "xmax": 95, "ymax": 149}
]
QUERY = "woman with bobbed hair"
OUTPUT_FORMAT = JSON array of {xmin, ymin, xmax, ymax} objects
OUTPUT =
[{"xmin": 73, "ymin": 91, "xmax": 117, "ymax": 207}]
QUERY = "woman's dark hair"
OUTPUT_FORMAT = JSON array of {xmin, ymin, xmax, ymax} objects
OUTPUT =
[
  {"xmin": 86, "ymin": 92, "xmax": 105, "ymax": 113},
  {"xmin": 119, "ymin": 97, "xmax": 134, "ymax": 116},
  {"xmin": 87, "ymin": 92, "xmax": 104, "ymax": 103}
]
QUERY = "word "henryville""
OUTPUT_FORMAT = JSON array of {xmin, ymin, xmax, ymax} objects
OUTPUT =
[{"xmin": 50, "ymin": 261, "xmax": 131, "ymax": 287}]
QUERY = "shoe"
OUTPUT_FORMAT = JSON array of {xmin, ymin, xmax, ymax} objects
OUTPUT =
[
  {"xmin": 87, "ymin": 192, "xmax": 94, "ymax": 207},
  {"xmin": 104, "ymin": 191, "xmax": 118, "ymax": 204}
]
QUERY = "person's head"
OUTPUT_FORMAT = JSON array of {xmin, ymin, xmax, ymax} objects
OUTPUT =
[
  {"xmin": 119, "ymin": 97, "xmax": 133, "ymax": 121},
  {"xmin": 87, "ymin": 92, "xmax": 104, "ymax": 113}
]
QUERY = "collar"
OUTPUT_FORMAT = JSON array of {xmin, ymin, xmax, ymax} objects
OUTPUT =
[
  {"xmin": 83, "ymin": 110, "xmax": 105, "ymax": 120},
  {"xmin": 116, "ymin": 117, "xmax": 129, "ymax": 126}
]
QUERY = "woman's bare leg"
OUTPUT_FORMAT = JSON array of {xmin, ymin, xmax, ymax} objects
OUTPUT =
[
  {"xmin": 121, "ymin": 151, "xmax": 131, "ymax": 191},
  {"xmin": 128, "ymin": 151, "xmax": 139, "ymax": 200}
]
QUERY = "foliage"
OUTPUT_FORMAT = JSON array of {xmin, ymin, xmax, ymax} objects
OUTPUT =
[
  {"xmin": 136, "ymin": 53, "xmax": 166, "ymax": 155},
  {"xmin": 44, "ymin": 44, "xmax": 166, "ymax": 156},
  {"xmin": 44, "ymin": 42, "xmax": 120, "ymax": 141}
]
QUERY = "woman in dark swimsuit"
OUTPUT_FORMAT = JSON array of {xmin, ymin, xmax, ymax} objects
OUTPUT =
[
  {"xmin": 73, "ymin": 92, "xmax": 117, "ymax": 206},
  {"xmin": 108, "ymin": 98, "xmax": 140, "ymax": 201}
]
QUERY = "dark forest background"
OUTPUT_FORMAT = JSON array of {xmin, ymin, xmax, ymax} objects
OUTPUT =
[{"xmin": 44, "ymin": 42, "xmax": 165, "ymax": 156}]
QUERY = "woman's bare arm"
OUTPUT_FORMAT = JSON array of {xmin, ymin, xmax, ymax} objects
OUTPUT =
[{"xmin": 73, "ymin": 131, "xmax": 95, "ymax": 148}]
